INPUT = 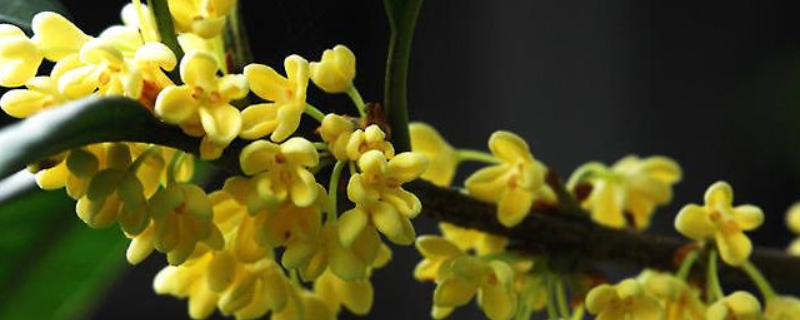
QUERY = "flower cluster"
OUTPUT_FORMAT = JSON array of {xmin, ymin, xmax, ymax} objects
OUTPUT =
[
  {"xmin": 567, "ymin": 155, "xmax": 682, "ymax": 229},
  {"xmin": 0, "ymin": 3, "xmax": 430, "ymax": 320},
  {"xmin": 5, "ymin": 2, "xmax": 800, "ymax": 320}
]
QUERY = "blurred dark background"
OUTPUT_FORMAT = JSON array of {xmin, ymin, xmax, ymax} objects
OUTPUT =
[{"xmin": 8, "ymin": 0, "xmax": 800, "ymax": 319}]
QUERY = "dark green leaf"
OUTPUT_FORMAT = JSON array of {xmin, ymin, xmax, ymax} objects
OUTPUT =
[
  {"xmin": 383, "ymin": 0, "xmax": 424, "ymax": 152},
  {"xmin": 0, "ymin": 185, "xmax": 127, "ymax": 320},
  {"xmin": 0, "ymin": 96, "xmax": 245, "ymax": 181},
  {"xmin": 0, "ymin": 0, "xmax": 69, "ymax": 31}
]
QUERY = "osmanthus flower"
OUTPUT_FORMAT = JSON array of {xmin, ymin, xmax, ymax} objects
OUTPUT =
[
  {"xmin": 568, "ymin": 155, "xmax": 682, "ymax": 229},
  {"xmin": 0, "ymin": 57, "xmax": 75, "ymax": 118},
  {"xmin": 149, "ymin": 181, "xmax": 224, "ymax": 265},
  {"xmin": 0, "ymin": 24, "xmax": 43, "ymax": 87},
  {"xmin": 319, "ymin": 114, "xmax": 394, "ymax": 161},
  {"xmin": 765, "ymin": 295, "xmax": 800, "ymax": 320},
  {"xmin": 168, "ymin": 0, "xmax": 236, "ymax": 38},
  {"xmin": 639, "ymin": 270, "xmax": 706, "ymax": 320},
  {"xmin": 339, "ymin": 150, "xmax": 429, "ymax": 246},
  {"xmin": 465, "ymin": 131, "xmax": 545, "ymax": 227},
  {"xmin": 439, "ymin": 223, "xmax": 508, "ymax": 256},
  {"xmin": 675, "ymin": 181, "xmax": 764, "ymax": 266},
  {"xmin": 271, "ymin": 287, "xmax": 336, "ymax": 320},
  {"xmin": 240, "ymin": 56, "xmax": 309, "ymax": 142},
  {"xmin": 0, "ymin": 12, "xmax": 90, "ymax": 87},
  {"xmin": 784, "ymin": 202, "xmax": 800, "ymax": 255},
  {"xmin": 212, "ymin": 255, "xmax": 292, "ymax": 320},
  {"xmin": 432, "ymin": 255, "xmax": 517, "ymax": 320},
  {"xmin": 706, "ymin": 291, "xmax": 765, "ymax": 320},
  {"xmin": 75, "ymin": 143, "xmax": 151, "ymax": 235},
  {"xmin": 155, "ymin": 51, "xmax": 248, "ymax": 159},
  {"xmin": 239, "ymin": 138, "xmax": 320, "ymax": 208},
  {"xmin": 314, "ymin": 268, "xmax": 374, "ymax": 316},
  {"xmin": 409, "ymin": 122, "xmax": 459, "ymax": 187},
  {"xmin": 309, "ymin": 44, "xmax": 356, "ymax": 94},
  {"xmin": 153, "ymin": 249, "xmax": 221, "ymax": 319},
  {"xmin": 585, "ymin": 278, "xmax": 664, "ymax": 320},
  {"xmin": 413, "ymin": 235, "xmax": 466, "ymax": 282}
]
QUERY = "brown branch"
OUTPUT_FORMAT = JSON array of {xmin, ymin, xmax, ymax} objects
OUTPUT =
[{"xmin": 407, "ymin": 180, "xmax": 800, "ymax": 292}]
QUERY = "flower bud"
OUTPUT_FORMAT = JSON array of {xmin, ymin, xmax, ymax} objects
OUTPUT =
[{"xmin": 310, "ymin": 45, "xmax": 356, "ymax": 93}]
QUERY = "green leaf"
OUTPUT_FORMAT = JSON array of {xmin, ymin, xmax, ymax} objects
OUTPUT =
[
  {"xmin": 0, "ymin": 0, "xmax": 69, "ymax": 31},
  {"xmin": 383, "ymin": 0, "xmax": 424, "ymax": 152},
  {"xmin": 0, "ymin": 184, "xmax": 127, "ymax": 320},
  {"xmin": 0, "ymin": 96, "xmax": 243, "ymax": 181}
]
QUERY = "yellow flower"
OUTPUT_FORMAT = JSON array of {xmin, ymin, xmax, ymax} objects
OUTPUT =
[
  {"xmin": 155, "ymin": 51, "xmax": 247, "ymax": 159},
  {"xmin": 240, "ymin": 56, "xmax": 309, "ymax": 142},
  {"xmin": 568, "ymin": 155, "xmax": 681, "ymax": 229},
  {"xmin": 215, "ymin": 257, "xmax": 291, "ymax": 319},
  {"xmin": 153, "ymin": 251, "xmax": 221, "ymax": 319},
  {"xmin": 409, "ymin": 122, "xmax": 459, "ymax": 187},
  {"xmin": 271, "ymin": 288, "xmax": 336, "ymax": 320},
  {"xmin": 0, "ymin": 53, "xmax": 84, "ymax": 119},
  {"xmin": 149, "ymin": 182, "xmax": 224, "ymax": 265},
  {"xmin": 707, "ymin": 291, "xmax": 764, "ymax": 320},
  {"xmin": 121, "ymin": 3, "xmax": 159, "ymax": 42},
  {"xmin": 60, "ymin": 26, "xmax": 177, "ymax": 98},
  {"xmin": 439, "ymin": 223, "xmax": 508, "ymax": 256},
  {"xmin": 314, "ymin": 269, "xmax": 374, "ymax": 315},
  {"xmin": 586, "ymin": 279, "xmax": 664, "ymax": 320},
  {"xmin": 75, "ymin": 144, "xmax": 151, "ymax": 235},
  {"xmin": 465, "ymin": 131, "xmax": 545, "ymax": 227},
  {"xmin": 0, "ymin": 24, "xmax": 43, "ymax": 87},
  {"xmin": 639, "ymin": 270, "xmax": 706, "ymax": 320},
  {"xmin": 765, "ymin": 295, "xmax": 800, "ymax": 320},
  {"xmin": 413, "ymin": 235, "xmax": 465, "ymax": 281},
  {"xmin": 339, "ymin": 150, "xmax": 428, "ymax": 246},
  {"xmin": 168, "ymin": 0, "xmax": 236, "ymax": 38},
  {"xmin": 31, "ymin": 12, "xmax": 91, "ymax": 61},
  {"xmin": 785, "ymin": 202, "xmax": 800, "ymax": 255},
  {"xmin": 309, "ymin": 45, "xmax": 356, "ymax": 93},
  {"xmin": 320, "ymin": 114, "xmax": 394, "ymax": 161},
  {"xmin": 433, "ymin": 256, "xmax": 517, "ymax": 320},
  {"xmin": 675, "ymin": 181, "xmax": 763, "ymax": 266},
  {"xmin": 239, "ymin": 138, "xmax": 320, "ymax": 208},
  {"xmin": 126, "ymin": 221, "xmax": 156, "ymax": 264},
  {"xmin": 0, "ymin": 12, "xmax": 89, "ymax": 87}
]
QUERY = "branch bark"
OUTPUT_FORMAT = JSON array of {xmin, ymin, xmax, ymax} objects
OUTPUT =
[{"xmin": 407, "ymin": 180, "xmax": 800, "ymax": 292}]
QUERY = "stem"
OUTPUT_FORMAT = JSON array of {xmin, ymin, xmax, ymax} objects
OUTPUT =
[
  {"xmin": 305, "ymin": 104, "xmax": 325, "ymax": 123},
  {"xmin": 328, "ymin": 160, "xmax": 347, "ymax": 222},
  {"xmin": 676, "ymin": 248, "xmax": 701, "ymax": 281},
  {"xmin": 456, "ymin": 149, "xmax": 499, "ymax": 164},
  {"xmin": 147, "ymin": 0, "xmax": 184, "ymax": 82},
  {"xmin": 128, "ymin": 145, "xmax": 160, "ymax": 173},
  {"xmin": 166, "ymin": 151, "xmax": 186, "ymax": 185},
  {"xmin": 226, "ymin": 3, "xmax": 253, "ymax": 73},
  {"xmin": 555, "ymin": 276, "xmax": 571, "ymax": 319},
  {"xmin": 706, "ymin": 249, "xmax": 724, "ymax": 303},
  {"xmin": 383, "ymin": 0, "xmax": 424, "ymax": 152},
  {"xmin": 213, "ymin": 35, "xmax": 228, "ymax": 74},
  {"xmin": 545, "ymin": 277, "xmax": 560, "ymax": 320},
  {"xmin": 570, "ymin": 306, "xmax": 584, "ymax": 320},
  {"xmin": 741, "ymin": 260, "xmax": 777, "ymax": 301},
  {"xmin": 313, "ymin": 142, "xmax": 328, "ymax": 151},
  {"xmin": 346, "ymin": 86, "xmax": 367, "ymax": 118},
  {"xmin": 132, "ymin": 0, "xmax": 155, "ymax": 42}
]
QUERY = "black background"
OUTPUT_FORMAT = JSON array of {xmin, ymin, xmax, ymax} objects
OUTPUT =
[{"xmin": 13, "ymin": 0, "xmax": 800, "ymax": 319}]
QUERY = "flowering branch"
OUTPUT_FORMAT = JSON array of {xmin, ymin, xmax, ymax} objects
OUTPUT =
[{"xmin": 2, "ymin": 96, "xmax": 799, "ymax": 292}]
